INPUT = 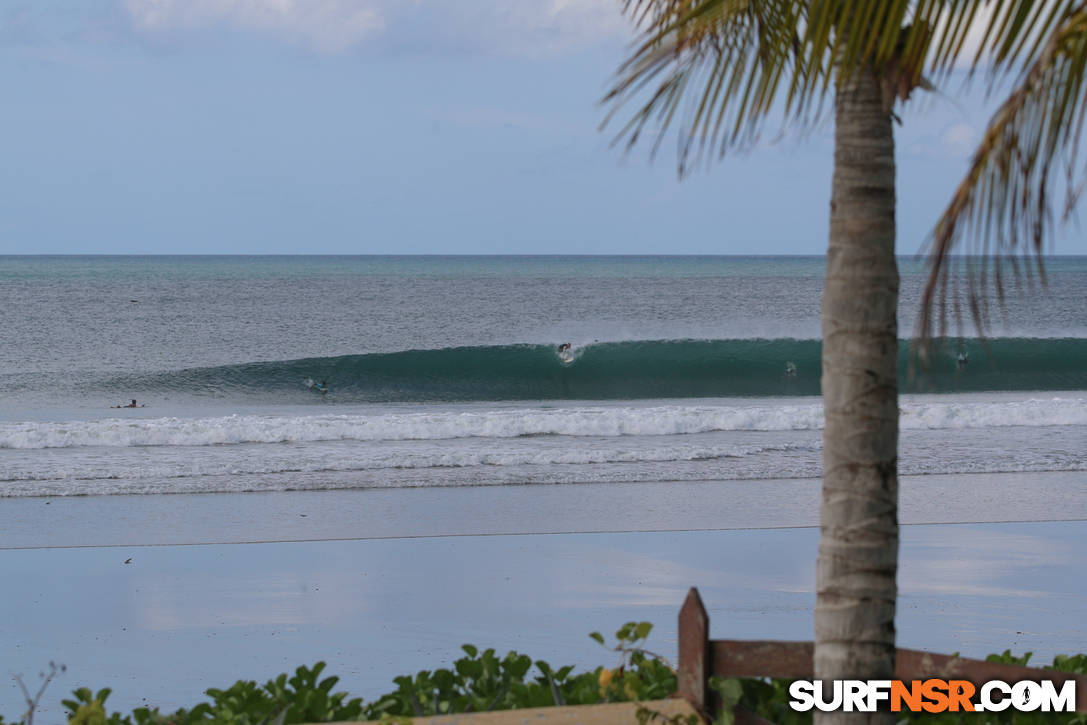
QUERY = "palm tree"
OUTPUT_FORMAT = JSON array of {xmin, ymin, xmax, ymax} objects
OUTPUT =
[
  {"xmin": 605, "ymin": 2, "xmax": 1082, "ymax": 722},
  {"xmin": 786, "ymin": 0, "xmax": 1082, "ymax": 339},
  {"xmin": 604, "ymin": 5, "xmax": 907, "ymax": 719}
]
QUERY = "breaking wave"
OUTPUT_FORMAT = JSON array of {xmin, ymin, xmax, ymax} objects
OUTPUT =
[{"xmin": 3, "ymin": 397, "xmax": 1083, "ymax": 450}]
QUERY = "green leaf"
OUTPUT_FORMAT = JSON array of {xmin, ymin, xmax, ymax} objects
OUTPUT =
[
  {"xmin": 707, "ymin": 677, "xmax": 744, "ymax": 725},
  {"xmin": 708, "ymin": 676, "xmax": 743, "ymax": 709},
  {"xmin": 507, "ymin": 655, "xmax": 532, "ymax": 680}
]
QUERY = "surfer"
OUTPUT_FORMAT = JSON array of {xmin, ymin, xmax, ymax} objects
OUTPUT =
[
  {"xmin": 957, "ymin": 346, "xmax": 968, "ymax": 370},
  {"xmin": 112, "ymin": 399, "xmax": 143, "ymax": 408},
  {"xmin": 315, "ymin": 380, "xmax": 328, "ymax": 393},
  {"xmin": 557, "ymin": 343, "xmax": 571, "ymax": 353},
  {"xmin": 785, "ymin": 361, "xmax": 797, "ymax": 378}
]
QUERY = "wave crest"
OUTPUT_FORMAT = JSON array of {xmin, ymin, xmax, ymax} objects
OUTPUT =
[
  {"xmin": 3, "ymin": 397, "xmax": 1083, "ymax": 450},
  {"xmin": 94, "ymin": 338, "xmax": 1087, "ymax": 402}
]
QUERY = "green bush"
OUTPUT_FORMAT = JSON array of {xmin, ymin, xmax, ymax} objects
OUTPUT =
[
  {"xmin": 5, "ymin": 634, "xmax": 1086, "ymax": 724},
  {"xmin": 711, "ymin": 651, "xmax": 1087, "ymax": 725},
  {"xmin": 4, "ymin": 623, "xmax": 674, "ymax": 725}
]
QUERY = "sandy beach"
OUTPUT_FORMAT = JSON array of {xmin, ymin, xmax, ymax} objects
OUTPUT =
[
  {"xmin": 3, "ymin": 470, "xmax": 1084, "ymax": 548},
  {"xmin": 2, "ymin": 472, "xmax": 1085, "ymax": 720}
]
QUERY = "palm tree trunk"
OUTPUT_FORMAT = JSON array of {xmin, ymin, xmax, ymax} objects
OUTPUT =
[{"xmin": 815, "ymin": 64, "xmax": 899, "ymax": 725}]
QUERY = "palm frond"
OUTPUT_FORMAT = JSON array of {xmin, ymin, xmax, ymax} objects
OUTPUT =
[
  {"xmin": 918, "ymin": 2, "xmax": 1087, "ymax": 343},
  {"xmin": 606, "ymin": 1, "xmax": 1085, "ymax": 348},
  {"xmin": 804, "ymin": 0, "xmax": 1079, "ymax": 83},
  {"xmin": 602, "ymin": 0, "xmax": 816, "ymax": 174}
]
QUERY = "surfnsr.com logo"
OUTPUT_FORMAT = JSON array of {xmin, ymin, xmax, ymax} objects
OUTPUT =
[{"xmin": 788, "ymin": 679, "xmax": 1076, "ymax": 713}]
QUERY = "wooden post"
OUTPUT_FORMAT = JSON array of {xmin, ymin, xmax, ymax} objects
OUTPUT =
[{"xmin": 677, "ymin": 587, "xmax": 710, "ymax": 715}]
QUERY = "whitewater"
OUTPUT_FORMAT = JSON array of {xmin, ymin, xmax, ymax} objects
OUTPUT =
[
  {"xmin": 4, "ymin": 396, "xmax": 1087, "ymax": 450},
  {"xmin": 1, "ymin": 255, "xmax": 1085, "ymax": 499}
]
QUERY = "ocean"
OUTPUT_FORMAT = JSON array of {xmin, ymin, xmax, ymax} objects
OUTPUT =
[{"xmin": 1, "ymin": 255, "xmax": 1085, "ymax": 502}]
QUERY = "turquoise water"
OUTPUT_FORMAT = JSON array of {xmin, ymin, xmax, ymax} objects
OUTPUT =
[
  {"xmin": 92, "ymin": 338, "xmax": 1087, "ymax": 402},
  {"xmin": 3, "ymin": 255, "xmax": 1084, "ymax": 723},
  {"xmin": 0, "ymin": 255, "xmax": 1084, "ymax": 496}
]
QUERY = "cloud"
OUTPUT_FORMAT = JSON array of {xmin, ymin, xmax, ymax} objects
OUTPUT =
[
  {"xmin": 122, "ymin": 0, "xmax": 631, "ymax": 56},
  {"xmin": 490, "ymin": 0, "xmax": 631, "ymax": 55},
  {"xmin": 942, "ymin": 123, "xmax": 976, "ymax": 157},
  {"xmin": 125, "ymin": 0, "xmax": 385, "ymax": 53}
]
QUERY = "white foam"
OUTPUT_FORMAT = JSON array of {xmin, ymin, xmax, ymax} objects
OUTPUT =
[
  {"xmin": 900, "ymin": 398, "xmax": 1087, "ymax": 428},
  {"xmin": 0, "ymin": 397, "xmax": 1083, "ymax": 450},
  {"xmin": 0, "ymin": 442, "xmax": 815, "ymax": 483}
]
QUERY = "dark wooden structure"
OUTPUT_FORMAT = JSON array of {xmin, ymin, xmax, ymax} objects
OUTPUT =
[{"xmin": 677, "ymin": 587, "xmax": 1087, "ymax": 721}]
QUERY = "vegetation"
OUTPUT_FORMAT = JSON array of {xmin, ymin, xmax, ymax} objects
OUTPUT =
[
  {"xmin": 3, "ymin": 635, "xmax": 1085, "ymax": 725},
  {"xmin": 604, "ymin": 2, "xmax": 911, "ymax": 712},
  {"xmin": 2, "ymin": 623, "xmax": 676, "ymax": 725},
  {"xmin": 603, "ymin": 4, "xmax": 1087, "ymax": 721},
  {"xmin": 719, "ymin": 652, "xmax": 1087, "ymax": 725}
]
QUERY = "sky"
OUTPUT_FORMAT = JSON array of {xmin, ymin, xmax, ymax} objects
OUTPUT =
[{"xmin": 0, "ymin": 0, "xmax": 1079, "ymax": 255}]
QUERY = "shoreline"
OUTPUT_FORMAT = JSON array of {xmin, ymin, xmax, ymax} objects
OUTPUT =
[
  {"xmin": 2, "ymin": 521, "xmax": 1085, "ymax": 720},
  {"xmin": 2, "ymin": 470, "xmax": 1085, "ymax": 549},
  {"xmin": 3, "ymin": 471, "xmax": 1085, "ymax": 718}
]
